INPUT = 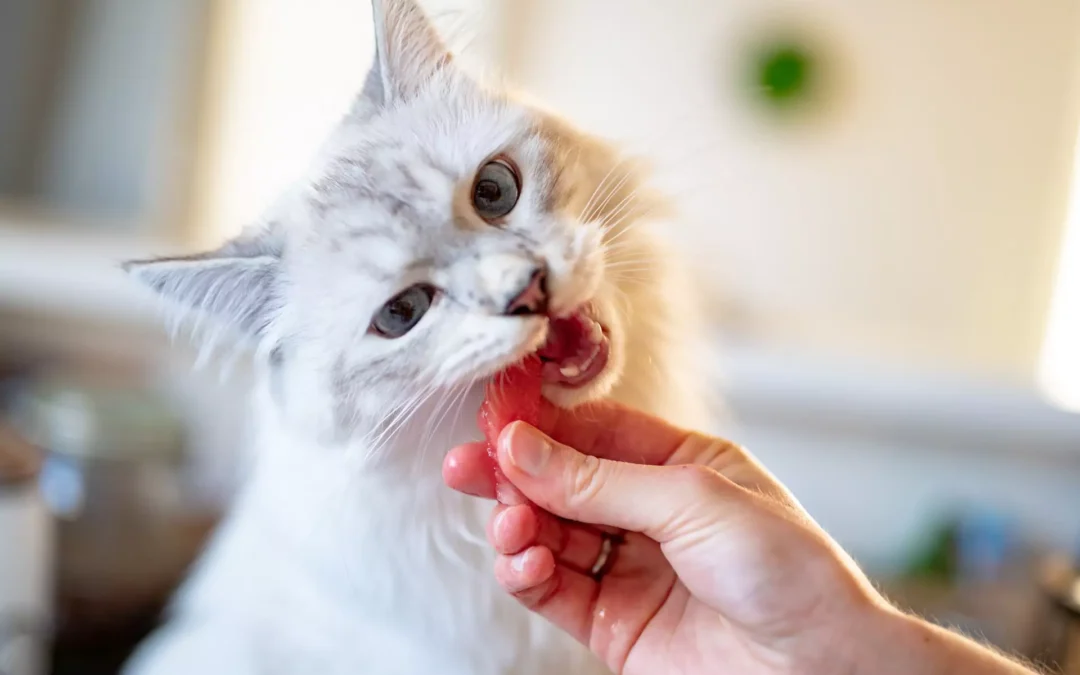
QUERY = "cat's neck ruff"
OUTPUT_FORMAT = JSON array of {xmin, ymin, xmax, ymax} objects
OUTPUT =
[
  {"xmin": 156, "ymin": 383, "xmax": 597, "ymax": 675},
  {"xmin": 255, "ymin": 371, "xmax": 487, "ymax": 481},
  {"xmin": 185, "ymin": 382, "xmax": 547, "ymax": 668}
]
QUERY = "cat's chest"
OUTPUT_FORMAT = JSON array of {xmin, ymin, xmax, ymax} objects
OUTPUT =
[{"xmin": 206, "ymin": 442, "xmax": 601, "ymax": 675}]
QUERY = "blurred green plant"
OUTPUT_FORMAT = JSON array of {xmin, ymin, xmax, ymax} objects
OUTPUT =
[
  {"xmin": 903, "ymin": 519, "xmax": 959, "ymax": 582},
  {"xmin": 753, "ymin": 41, "xmax": 816, "ymax": 109}
]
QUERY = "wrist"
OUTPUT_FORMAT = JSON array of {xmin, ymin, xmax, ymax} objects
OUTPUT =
[{"xmin": 835, "ymin": 600, "xmax": 1034, "ymax": 675}]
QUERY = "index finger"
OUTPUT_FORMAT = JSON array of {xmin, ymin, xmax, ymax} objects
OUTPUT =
[{"xmin": 536, "ymin": 398, "xmax": 692, "ymax": 466}]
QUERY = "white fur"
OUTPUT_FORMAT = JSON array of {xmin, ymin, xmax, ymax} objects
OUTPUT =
[
  {"xmin": 122, "ymin": 2, "xmax": 709, "ymax": 673},
  {"xmin": 125, "ymin": 387, "xmax": 607, "ymax": 675}
]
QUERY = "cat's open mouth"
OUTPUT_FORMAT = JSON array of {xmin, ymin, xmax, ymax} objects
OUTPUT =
[{"xmin": 537, "ymin": 308, "xmax": 610, "ymax": 388}]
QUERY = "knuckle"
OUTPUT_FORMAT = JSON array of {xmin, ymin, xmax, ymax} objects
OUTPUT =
[
  {"xmin": 678, "ymin": 464, "xmax": 728, "ymax": 496},
  {"xmin": 514, "ymin": 574, "xmax": 560, "ymax": 610},
  {"xmin": 695, "ymin": 436, "xmax": 747, "ymax": 470},
  {"xmin": 566, "ymin": 453, "xmax": 605, "ymax": 508}
]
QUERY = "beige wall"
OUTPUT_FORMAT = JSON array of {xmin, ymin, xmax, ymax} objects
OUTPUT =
[{"xmin": 506, "ymin": 0, "xmax": 1080, "ymax": 384}]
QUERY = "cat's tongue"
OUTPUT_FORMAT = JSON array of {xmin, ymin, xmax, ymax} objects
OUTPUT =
[{"xmin": 538, "ymin": 313, "xmax": 609, "ymax": 388}]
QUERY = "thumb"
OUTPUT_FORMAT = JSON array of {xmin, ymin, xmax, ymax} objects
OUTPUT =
[{"xmin": 497, "ymin": 421, "xmax": 747, "ymax": 543}]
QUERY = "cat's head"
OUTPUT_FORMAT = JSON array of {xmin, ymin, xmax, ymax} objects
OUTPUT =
[{"xmin": 127, "ymin": 0, "xmax": 670, "ymax": 438}]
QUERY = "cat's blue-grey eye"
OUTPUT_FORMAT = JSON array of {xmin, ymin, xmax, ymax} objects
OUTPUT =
[
  {"xmin": 472, "ymin": 159, "xmax": 520, "ymax": 222},
  {"xmin": 371, "ymin": 284, "xmax": 436, "ymax": 338}
]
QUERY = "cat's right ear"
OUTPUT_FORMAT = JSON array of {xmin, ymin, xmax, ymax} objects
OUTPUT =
[
  {"xmin": 123, "ymin": 225, "xmax": 283, "ymax": 342},
  {"xmin": 359, "ymin": 0, "xmax": 453, "ymax": 109}
]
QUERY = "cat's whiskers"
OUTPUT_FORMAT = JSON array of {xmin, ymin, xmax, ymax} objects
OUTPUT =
[
  {"xmin": 595, "ymin": 235, "xmax": 654, "ymax": 268},
  {"xmin": 606, "ymin": 262, "xmax": 655, "ymax": 278},
  {"xmin": 595, "ymin": 216, "xmax": 656, "ymax": 278},
  {"xmin": 446, "ymin": 375, "xmax": 479, "ymax": 444},
  {"xmin": 599, "ymin": 201, "xmax": 654, "ymax": 251},
  {"xmin": 606, "ymin": 250, "xmax": 657, "ymax": 267},
  {"xmin": 605, "ymin": 260, "xmax": 656, "ymax": 273},
  {"xmin": 601, "ymin": 236, "xmax": 651, "ymax": 253},
  {"xmin": 597, "ymin": 190, "xmax": 638, "ymax": 234},
  {"xmin": 410, "ymin": 389, "xmax": 451, "ymax": 474},
  {"xmin": 416, "ymin": 380, "xmax": 471, "ymax": 472},
  {"xmin": 381, "ymin": 382, "xmax": 440, "ymax": 439},
  {"xmin": 431, "ymin": 377, "xmax": 490, "ymax": 556},
  {"xmin": 578, "ymin": 157, "xmax": 629, "ymax": 224},
  {"xmin": 442, "ymin": 380, "xmax": 486, "ymax": 548},
  {"xmin": 606, "ymin": 268, "xmax": 656, "ymax": 281},
  {"xmin": 585, "ymin": 167, "xmax": 635, "ymax": 226},
  {"xmin": 361, "ymin": 377, "xmax": 441, "ymax": 465},
  {"xmin": 429, "ymin": 382, "xmax": 486, "ymax": 566},
  {"xmin": 601, "ymin": 216, "xmax": 645, "ymax": 249},
  {"xmin": 607, "ymin": 272, "xmax": 654, "ymax": 286},
  {"xmin": 603, "ymin": 251, "xmax": 657, "ymax": 266}
]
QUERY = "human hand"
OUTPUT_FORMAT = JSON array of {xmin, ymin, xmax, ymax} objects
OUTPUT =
[
  {"xmin": 443, "ymin": 399, "xmax": 883, "ymax": 674},
  {"xmin": 443, "ymin": 400, "xmax": 1035, "ymax": 675}
]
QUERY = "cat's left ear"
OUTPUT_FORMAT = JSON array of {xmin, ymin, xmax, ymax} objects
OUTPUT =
[
  {"xmin": 360, "ymin": 0, "xmax": 454, "ymax": 107},
  {"xmin": 123, "ymin": 224, "xmax": 283, "ymax": 341}
]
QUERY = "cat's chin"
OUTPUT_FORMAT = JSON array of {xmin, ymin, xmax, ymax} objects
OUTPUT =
[{"xmin": 541, "ymin": 371, "xmax": 618, "ymax": 409}]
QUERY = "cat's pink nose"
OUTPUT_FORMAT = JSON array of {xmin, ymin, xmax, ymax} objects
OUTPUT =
[{"xmin": 505, "ymin": 266, "xmax": 549, "ymax": 316}]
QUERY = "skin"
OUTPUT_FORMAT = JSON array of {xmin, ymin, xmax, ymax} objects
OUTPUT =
[{"xmin": 443, "ymin": 399, "xmax": 1036, "ymax": 675}]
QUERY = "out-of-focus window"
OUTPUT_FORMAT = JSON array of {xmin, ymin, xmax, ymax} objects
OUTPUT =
[
  {"xmin": 1040, "ymin": 136, "xmax": 1080, "ymax": 413},
  {"xmin": 0, "ymin": 0, "xmax": 210, "ymax": 231}
]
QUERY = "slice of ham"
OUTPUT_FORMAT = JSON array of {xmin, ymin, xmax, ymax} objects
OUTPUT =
[
  {"xmin": 477, "ymin": 356, "xmax": 543, "ymax": 502},
  {"xmin": 475, "ymin": 308, "xmax": 608, "ymax": 502}
]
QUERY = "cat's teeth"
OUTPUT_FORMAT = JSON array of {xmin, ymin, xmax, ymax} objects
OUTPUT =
[
  {"xmin": 559, "ymin": 364, "xmax": 582, "ymax": 378},
  {"xmin": 586, "ymin": 320, "xmax": 604, "ymax": 344},
  {"xmin": 579, "ymin": 346, "xmax": 599, "ymax": 370}
]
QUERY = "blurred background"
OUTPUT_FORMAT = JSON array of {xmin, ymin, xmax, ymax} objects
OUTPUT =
[{"xmin": 3, "ymin": 0, "xmax": 1080, "ymax": 673}]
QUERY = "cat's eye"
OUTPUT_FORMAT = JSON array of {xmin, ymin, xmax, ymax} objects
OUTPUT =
[
  {"xmin": 472, "ymin": 158, "xmax": 521, "ymax": 222},
  {"xmin": 371, "ymin": 284, "xmax": 436, "ymax": 339}
]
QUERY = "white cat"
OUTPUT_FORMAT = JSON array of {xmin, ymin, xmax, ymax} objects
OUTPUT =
[{"xmin": 122, "ymin": 1, "xmax": 708, "ymax": 673}]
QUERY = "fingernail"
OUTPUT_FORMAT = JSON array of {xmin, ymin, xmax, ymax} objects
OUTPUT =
[
  {"xmin": 506, "ymin": 424, "xmax": 551, "ymax": 476},
  {"xmin": 510, "ymin": 551, "xmax": 529, "ymax": 574},
  {"xmin": 493, "ymin": 509, "xmax": 510, "ymax": 537}
]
